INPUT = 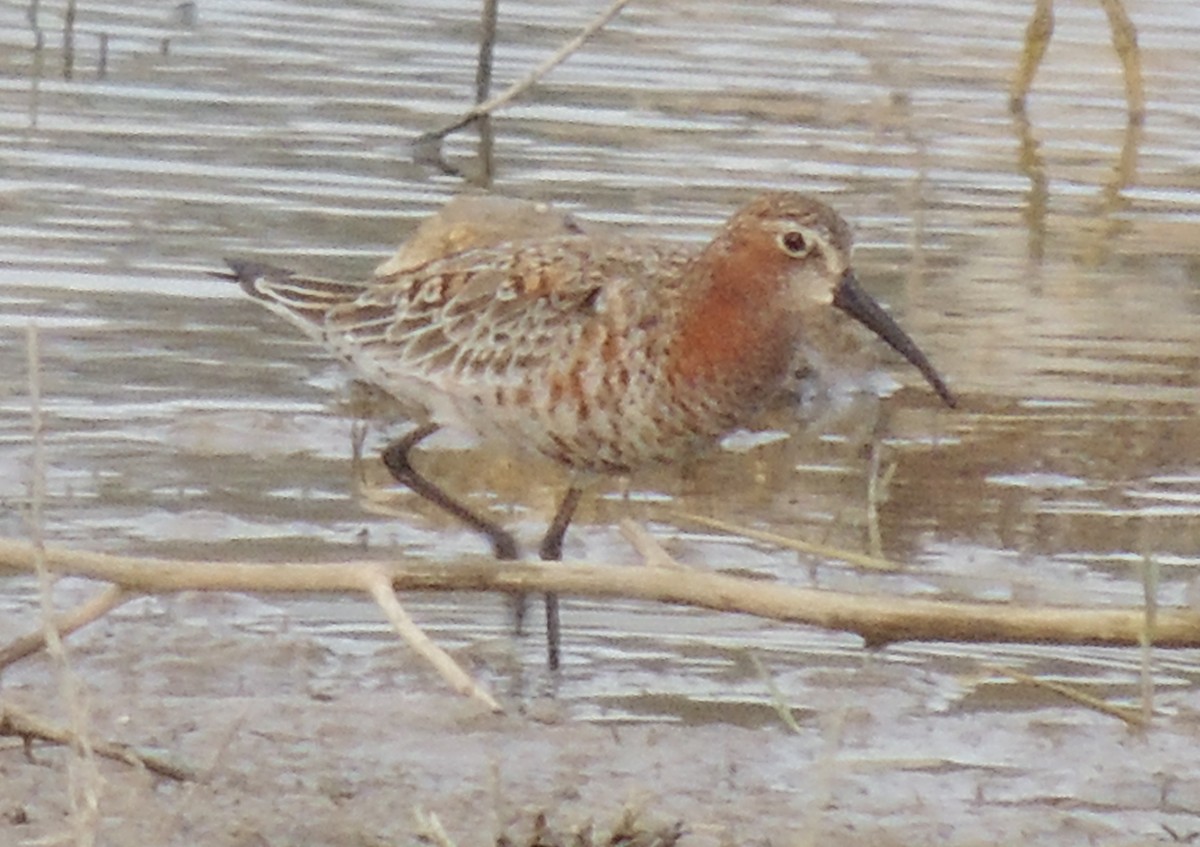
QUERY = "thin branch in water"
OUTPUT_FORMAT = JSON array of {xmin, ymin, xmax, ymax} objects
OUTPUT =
[
  {"xmin": 670, "ymin": 510, "xmax": 899, "ymax": 572},
  {"xmin": 1138, "ymin": 549, "xmax": 1159, "ymax": 724},
  {"xmin": 796, "ymin": 706, "xmax": 848, "ymax": 847},
  {"xmin": 987, "ymin": 665, "xmax": 1147, "ymax": 727},
  {"xmin": 1009, "ymin": 0, "xmax": 1143, "ymax": 126},
  {"xmin": 0, "ymin": 585, "xmax": 127, "ymax": 670},
  {"xmin": 474, "ymin": 0, "xmax": 499, "ymax": 106},
  {"xmin": 415, "ymin": 0, "xmax": 636, "ymax": 146},
  {"xmin": 0, "ymin": 701, "xmax": 196, "ymax": 782},
  {"xmin": 362, "ymin": 568, "xmax": 501, "ymax": 712},
  {"xmin": 3, "ymin": 539, "xmax": 1199, "ymax": 650},
  {"xmin": 748, "ymin": 652, "xmax": 803, "ymax": 734},
  {"xmin": 26, "ymin": 0, "xmax": 46, "ymax": 129},
  {"xmin": 619, "ymin": 519, "xmax": 687, "ymax": 571},
  {"xmin": 1097, "ymin": 0, "xmax": 1145, "ymax": 123},
  {"xmin": 1009, "ymin": 0, "xmax": 1054, "ymax": 112}
]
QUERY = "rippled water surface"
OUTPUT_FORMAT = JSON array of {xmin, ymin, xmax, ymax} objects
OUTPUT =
[{"xmin": 2, "ymin": 0, "xmax": 1200, "ymax": 836}]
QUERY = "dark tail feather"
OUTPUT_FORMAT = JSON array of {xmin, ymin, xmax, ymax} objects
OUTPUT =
[
  {"xmin": 210, "ymin": 259, "xmax": 297, "ymax": 299},
  {"xmin": 217, "ymin": 258, "xmax": 373, "ymax": 331}
]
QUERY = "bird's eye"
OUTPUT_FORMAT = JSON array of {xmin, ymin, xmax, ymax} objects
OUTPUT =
[{"xmin": 779, "ymin": 230, "xmax": 812, "ymax": 257}]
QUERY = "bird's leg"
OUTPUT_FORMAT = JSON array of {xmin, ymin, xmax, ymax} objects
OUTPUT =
[
  {"xmin": 538, "ymin": 485, "xmax": 584, "ymax": 671},
  {"xmin": 380, "ymin": 423, "xmax": 520, "ymax": 561}
]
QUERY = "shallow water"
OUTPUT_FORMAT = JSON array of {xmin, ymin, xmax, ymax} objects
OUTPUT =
[{"xmin": 2, "ymin": 0, "xmax": 1200, "ymax": 838}]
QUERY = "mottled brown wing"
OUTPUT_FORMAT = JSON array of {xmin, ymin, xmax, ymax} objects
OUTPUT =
[{"xmin": 323, "ymin": 236, "xmax": 695, "ymax": 386}]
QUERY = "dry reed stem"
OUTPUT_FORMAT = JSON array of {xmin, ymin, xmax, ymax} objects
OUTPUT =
[
  {"xmin": 1098, "ymin": 0, "xmax": 1145, "ymax": 121},
  {"xmin": 26, "ymin": 323, "xmax": 103, "ymax": 844},
  {"xmin": 1010, "ymin": 0, "xmax": 1143, "ymax": 122}
]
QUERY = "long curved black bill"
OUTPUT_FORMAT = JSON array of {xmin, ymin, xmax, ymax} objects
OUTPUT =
[{"xmin": 833, "ymin": 271, "xmax": 957, "ymax": 408}]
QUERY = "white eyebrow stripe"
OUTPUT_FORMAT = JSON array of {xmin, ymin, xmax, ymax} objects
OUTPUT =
[{"xmin": 767, "ymin": 220, "xmax": 847, "ymax": 276}]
